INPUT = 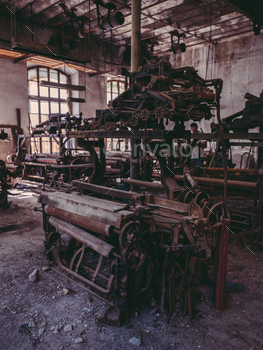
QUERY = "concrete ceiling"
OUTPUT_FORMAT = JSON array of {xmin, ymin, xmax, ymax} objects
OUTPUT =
[{"xmin": 0, "ymin": 0, "xmax": 257, "ymax": 55}]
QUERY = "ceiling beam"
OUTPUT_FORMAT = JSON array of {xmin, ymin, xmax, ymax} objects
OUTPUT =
[
  {"xmin": 14, "ymin": 53, "xmax": 34, "ymax": 63},
  {"xmin": 225, "ymin": 0, "xmax": 263, "ymax": 24},
  {"xmin": 0, "ymin": 0, "xmax": 12, "ymax": 11},
  {"xmin": 15, "ymin": 0, "xmax": 39, "ymax": 14}
]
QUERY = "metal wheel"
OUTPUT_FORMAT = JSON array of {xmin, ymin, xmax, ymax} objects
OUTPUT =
[
  {"xmin": 122, "ymin": 238, "xmax": 147, "ymax": 269},
  {"xmin": 184, "ymin": 190, "xmax": 196, "ymax": 203},
  {"xmin": 131, "ymin": 114, "xmax": 139, "ymax": 127},
  {"xmin": 155, "ymin": 107, "xmax": 164, "ymax": 120},
  {"xmin": 194, "ymin": 191, "xmax": 209, "ymax": 209},
  {"xmin": 205, "ymin": 202, "xmax": 230, "ymax": 225},
  {"xmin": 141, "ymin": 109, "xmax": 150, "ymax": 121},
  {"xmin": 119, "ymin": 221, "xmax": 142, "ymax": 249}
]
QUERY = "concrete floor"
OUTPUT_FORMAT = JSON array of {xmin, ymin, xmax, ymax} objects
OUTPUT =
[{"xmin": 1, "ymin": 187, "xmax": 263, "ymax": 350}]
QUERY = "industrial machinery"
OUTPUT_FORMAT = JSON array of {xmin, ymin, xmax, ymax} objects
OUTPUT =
[
  {"xmin": 10, "ymin": 59, "xmax": 262, "ymax": 322},
  {"xmin": 39, "ymin": 181, "xmax": 228, "ymax": 325},
  {"xmin": 27, "ymin": 60, "xmax": 232, "ymax": 324},
  {"xmin": 222, "ymin": 90, "xmax": 263, "ymax": 132}
]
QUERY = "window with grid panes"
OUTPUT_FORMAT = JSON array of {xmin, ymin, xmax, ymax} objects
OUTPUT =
[
  {"xmin": 28, "ymin": 67, "xmax": 69, "ymax": 154},
  {"xmin": 106, "ymin": 80, "xmax": 126, "ymax": 150},
  {"xmin": 107, "ymin": 79, "xmax": 125, "ymax": 104}
]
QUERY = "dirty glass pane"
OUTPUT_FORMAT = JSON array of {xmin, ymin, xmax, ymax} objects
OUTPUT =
[
  {"xmin": 28, "ymin": 81, "xmax": 38, "ymax": 96},
  {"xmin": 31, "ymin": 138, "xmax": 40, "ymax": 154},
  {"xmin": 40, "ymin": 101, "xmax": 49, "ymax": 115},
  {"xmin": 40, "ymin": 86, "xmax": 49, "ymax": 97},
  {"xmin": 51, "ymin": 102, "xmax": 59, "ymax": 114},
  {"xmin": 29, "ymin": 113, "xmax": 39, "ymax": 128},
  {"xmin": 29, "ymin": 100, "xmax": 39, "ymax": 114},
  {"xmin": 107, "ymin": 92, "xmax": 112, "ymax": 103},
  {"xmin": 107, "ymin": 82, "xmax": 111, "ymax": 92},
  {"xmin": 50, "ymin": 88, "xmax": 59, "ymax": 98},
  {"xmin": 41, "ymin": 114, "xmax": 49, "ymax": 123},
  {"xmin": 28, "ymin": 68, "xmax": 37, "ymax": 81},
  {"xmin": 60, "ymin": 89, "xmax": 68, "ymax": 99},
  {"xmin": 52, "ymin": 139, "xmax": 59, "ymax": 153},
  {"xmin": 39, "ymin": 68, "xmax": 48, "ymax": 81},
  {"xmin": 112, "ymin": 92, "xmax": 118, "ymax": 100},
  {"xmin": 60, "ymin": 73, "xmax": 67, "ymax": 84},
  {"xmin": 112, "ymin": 81, "xmax": 118, "ymax": 93},
  {"xmin": 50, "ymin": 69, "xmax": 58, "ymax": 83},
  {"xmin": 41, "ymin": 137, "xmax": 50, "ymax": 153},
  {"xmin": 119, "ymin": 82, "xmax": 125, "ymax": 93},
  {"xmin": 61, "ymin": 103, "xmax": 68, "ymax": 114}
]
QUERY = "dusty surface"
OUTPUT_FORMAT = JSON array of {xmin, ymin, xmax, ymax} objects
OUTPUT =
[{"xmin": 0, "ymin": 187, "xmax": 263, "ymax": 350}]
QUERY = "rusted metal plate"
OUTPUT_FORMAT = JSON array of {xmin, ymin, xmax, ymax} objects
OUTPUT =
[{"xmin": 151, "ymin": 197, "xmax": 189, "ymax": 214}]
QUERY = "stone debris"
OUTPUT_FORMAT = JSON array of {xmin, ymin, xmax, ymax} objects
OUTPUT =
[
  {"xmin": 50, "ymin": 326, "xmax": 59, "ymax": 334},
  {"xmin": 74, "ymin": 338, "xmax": 84, "ymax": 343},
  {"xmin": 28, "ymin": 269, "xmax": 40, "ymax": 282},
  {"xmin": 42, "ymin": 266, "xmax": 51, "ymax": 272},
  {"xmin": 62, "ymin": 288, "xmax": 70, "ymax": 295},
  {"xmin": 129, "ymin": 337, "xmax": 142, "ymax": 346},
  {"xmin": 96, "ymin": 306, "xmax": 108, "ymax": 323},
  {"xmin": 64, "ymin": 324, "xmax": 73, "ymax": 332},
  {"xmin": 38, "ymin": 327, "xmax": 45, "ymax": 335}
]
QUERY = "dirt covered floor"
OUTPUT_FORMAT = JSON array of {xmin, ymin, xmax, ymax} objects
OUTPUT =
[{"xmin": 1, "ymin": 186, "xmax": 263, "ymax": 350}]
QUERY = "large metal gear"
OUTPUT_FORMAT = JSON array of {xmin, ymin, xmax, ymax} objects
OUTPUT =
[
  {"xmin": 140, "ymin": 108, "xmax": 150, "ymax": 121},
  {"xmin": 131, "ymin": 114, "xmax": 139, "ymax": 127},
  {"xmin": 155, "ymin": 106, "xmax": 165, "ymax": 120}
]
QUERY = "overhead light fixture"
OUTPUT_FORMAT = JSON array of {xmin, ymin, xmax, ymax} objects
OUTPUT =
[
  {"xmin": 170, "ymin": 30, "xmax": 187, "ymax": 54},
  {"xmin": 94, "ymin": 1, "xmax": 125, "ymax": 30}
]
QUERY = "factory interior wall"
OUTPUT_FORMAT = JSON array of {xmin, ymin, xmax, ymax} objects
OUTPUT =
[
  {"xmin": 77, "ymin": 71, "xmax": 107, "ymax": 120},
  {"xmin": 171, "ymin": 32, "xmax": 263, "ymax": 133},
  {"xmin": 0, "ymin": 58, "xmax": 29, "ymax": 160}
]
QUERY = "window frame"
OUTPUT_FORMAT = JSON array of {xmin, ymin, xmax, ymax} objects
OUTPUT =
[
  {"xmin": 107, "ymin": 79, "xmax": 125, "ymax": 103},
  {"xmin": 28, "ymin": 66, "xmax": 70, "ymax": 154}
]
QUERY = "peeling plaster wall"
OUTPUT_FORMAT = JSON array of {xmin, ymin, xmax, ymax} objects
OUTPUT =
[
  {"xmin": 170, "ymin": 32, "xmax": 263, "ymax": 133},
  {"xmin": 78, "ymin": 72, "xmax": 107, "ymax": 119},
  {"xmin": 0, "ymin": 58, "xmax": 29, "ymax": 160},
  {"xmin": 66, "ymin": 70, "xmax": 107, "ymax": 119}
]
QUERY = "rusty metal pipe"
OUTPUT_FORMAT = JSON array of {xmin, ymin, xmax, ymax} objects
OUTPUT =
[
  {"xmin": 175, "ymin": 175, "xmax": 256, "ymax": 191},
  {"xmin": 45, "ymin": 205, "xmax": 112, "ymax": 237},
  {"xmin": 124, "ymin": 176, "xmax": 256, "ymax": 191},
  {"xmin": 106, "ymin": 168, "xmax": 121, "ymax": 174},
  {"xmin": 123, "ymin": 178, "xmax": 164, "ymax": 189},
  {"xmin": 49, "ymin": 217, "xmax": 116, "ymax": 258},
  {"xmin": 35, "ymin": 158, "xmax": 58, "ymax": 165},
  {"xmin": 49, "ymin": 164, "xmax": 93, "ymax": 170}
]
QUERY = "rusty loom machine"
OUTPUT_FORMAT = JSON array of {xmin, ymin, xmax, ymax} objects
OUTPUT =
[{"xmin": 11, "ymin": 59, "xmax": 257, "ymax": 325}]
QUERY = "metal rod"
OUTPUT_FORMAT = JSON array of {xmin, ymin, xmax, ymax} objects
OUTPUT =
[
  {"xmin": 73, "ymin": 180, "xmax": 144, "ymax": 201},
  {"xmin": 51, "ymin": 267, "xmax": 113, "ymax": 306}
]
